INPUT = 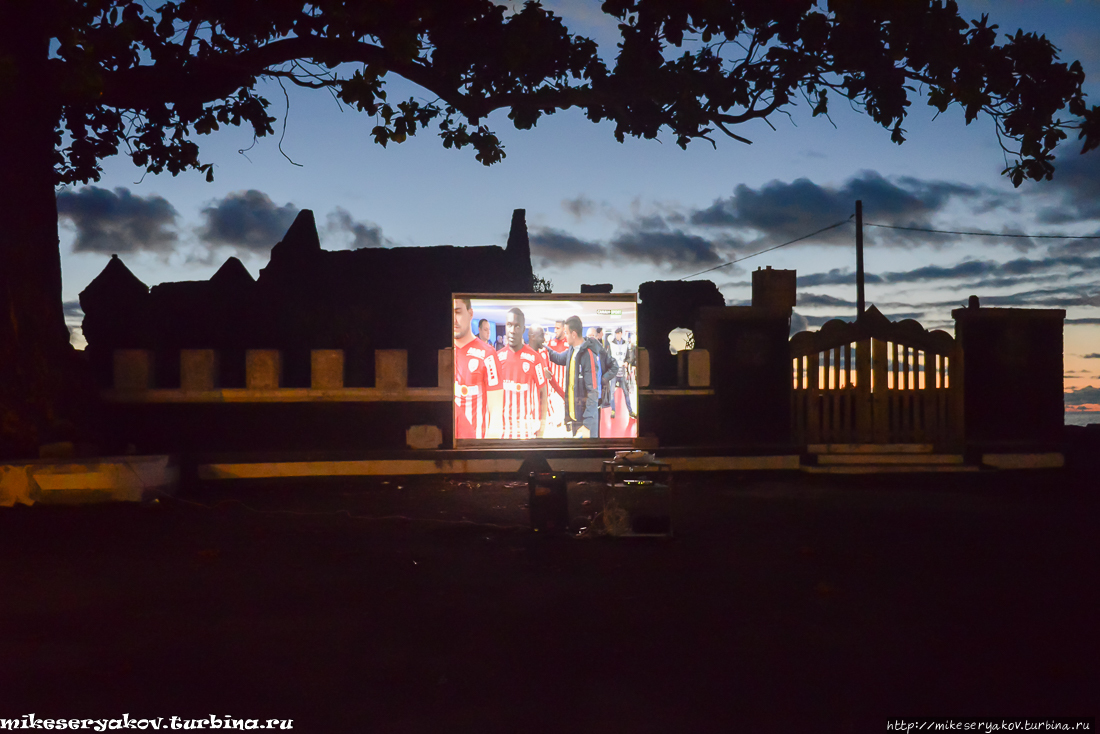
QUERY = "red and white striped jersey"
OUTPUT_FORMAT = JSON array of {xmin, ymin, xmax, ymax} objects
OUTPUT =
[
  {"xmin": 454, "ymin": 340, "xmax": 501, "ymax": 439},
  {"xmin": 538, "ymin": 348, "xmax": 565, "ymax": 399},
  {"xmin": 538, "ymin": 347, "xmax": 566, "ymax": 427},
  {"xmin": 496, "ymin": 343, "xmax": 546, "ymax": 439},
  {"xmin": 546, "ymin": 336, "xmax": 569, "ymax": 391}
]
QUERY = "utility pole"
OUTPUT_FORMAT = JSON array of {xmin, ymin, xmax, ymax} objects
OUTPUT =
[{"xmin": 855, "ymin": 199, "xmax": 865, "ymax": 318}]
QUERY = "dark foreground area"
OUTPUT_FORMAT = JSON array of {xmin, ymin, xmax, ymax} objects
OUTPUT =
[{"xmin": 1, "ymin": 469, "xmax": 1096, "ymax": 733}]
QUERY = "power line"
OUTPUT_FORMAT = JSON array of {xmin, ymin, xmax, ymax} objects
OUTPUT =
[
  {"xmin": 679, "ymin": 218, "xmax": 852, "ymax": 281},
  {"xmin": 865, "ymin": 222, "xmax": 1100, "ymax": 239},
  {"xmin": 678, "ymin": 216, "xmax": 1100, "ymax": 284}
]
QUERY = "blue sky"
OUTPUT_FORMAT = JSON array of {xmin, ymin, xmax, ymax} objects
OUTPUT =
[{"xmin": 57, "ymin": 1, "xmax": 1100, "ymax": 399}]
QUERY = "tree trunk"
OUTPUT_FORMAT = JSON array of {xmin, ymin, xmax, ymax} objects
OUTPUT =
[{"xmin": 0, "ymin": 11, "xmax": 80, "ymax": 458}]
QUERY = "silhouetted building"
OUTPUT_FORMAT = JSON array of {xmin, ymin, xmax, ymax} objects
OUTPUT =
[
  {"xmin": 81, "ymin": 208, "xmax": 535, "ymax": 390},
  {"xmin": 79, "ymin": 254, "xmax": 152, "ymax": 387},
  {"xmin": 81, "ymin": 214, "xmax": 1068, "ymax": 462},
  {"xmin": 637, "ymin": 274, "xmax": 794, "ymax": 448}
]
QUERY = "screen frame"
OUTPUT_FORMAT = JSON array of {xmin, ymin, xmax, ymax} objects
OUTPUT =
[{"xmin": 451, "ymin": 292, "xmax": 640, "ymax": 450}]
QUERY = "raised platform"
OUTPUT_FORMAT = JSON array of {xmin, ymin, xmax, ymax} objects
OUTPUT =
[
  {"xmin": 0, "ymin": 456, "xmax": 178, "ymax": 507},
  {"xmin": 0, "ymin": 445, "xmax": 1066, "ymax": 503},
  {"xmin": 803, "ymin": 443, "xmax": 977, "ymax": 474},
  {"xmin": 803, "ymin": 463, "xmax": 981, "ymax": 474},
  {"xmin": 801, "ymin": 443, "xmax": 1064, "ymax": 474},
  {"xmin": 197, "ymin": 453, "xmax": 802, "ymax": 480},
  {"xmin": 981, "ymin": 453, "xmax": 1064, "ymax": 470}
]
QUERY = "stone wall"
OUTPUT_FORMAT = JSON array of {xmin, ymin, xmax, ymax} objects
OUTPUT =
[{"xmin": 952, "ymin": 304, "xmax": 1065, "ymax": 450}]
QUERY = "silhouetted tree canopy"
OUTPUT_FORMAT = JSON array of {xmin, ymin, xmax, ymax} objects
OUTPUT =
[
  {"xmin": 1, "ymin": 0, "xmax": 1098, "ymax": 454},
  {"xmin": 37, "ymin": 0, "xmax": 1100, "ymax": 184}
]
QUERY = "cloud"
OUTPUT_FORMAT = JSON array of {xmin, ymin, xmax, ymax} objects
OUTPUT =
[
  {"xmin": 562, "ymin": 195, "xmax": 598, "ymax": 220},
  {"xmin": 797, "ymin": 253, "xmax": 1100, "ymax": 291},
  {"xmin": 1035, "ymin": 149, "xmax": 1100, "ymax": 225},
  {"xmin": 687, "ymin": 170, "xmax": 1002, "ymax": 249},
  {"xmin": 1044, "ymin": 225, "xmax": 1100, "ymax": 257},
  {"xmin": 798, "ymin": 293, "xmax": 856, "ymax": 308},
  {"xmin": 802, "ymin": 314, "xmax": 855, "ymax": 327},
  {"xmin": 943, "ymin": 274, "xmax": 1076, "ymax": 291},
  {"xmin": 798, "ymin": 269, "xmax": 885, "ymax": 287},
  {"xmin": 56, "ymin": 186, "xmax": 178, "ymax": 254},
  {"xmin": 1030, "ymin": 147, "xmax": 1100, "ymax": 255},
  {"xmin": 609, "ymin": 229, "xmax": 724, "ymax": 268},
  {"xmin": 715, "ymin": 280, "xmax": 751, "ymax": 290},
  {"xmin": 198, "ymin": 190, "xmax": 299, "ymax": 251},
  {"xmin": 62, "ymin": 300, "xmax": 84, "ymax": 319},
  {"xmin": 1065, "ymin": 386, "xmax": 1100, "ymax": 405},
  {"xmin": 326, "ymin": 207, "xmax": 391, "ymax": 249},
  {"xmin": 872, "ymin": 285, "xmax": 1099, "ymax": 312},
  {"xmin": 789, "ymin": 311, "xmax": 810, "ymax": 335},
  {"xmin": 62, "ymin": 300, "xmax": 85, "ymax": 350},
  {"xmin": 530, "ymin": 227, "xmax": 607, "ymax": 265},
  {"xmin": 964, "ymin": 287, "xmax": 1100, "ymax": 309},
  {"xmin": 1083, "ymin": 354, "xmax": 1100, "ymax": 359},
  {"xmin": 881, "ymin": 260, "xmax": 1001, "ymax": 284},
  {"xmin": 630, "ymin": 166, "xmax": 1099, "ymax": 256}
]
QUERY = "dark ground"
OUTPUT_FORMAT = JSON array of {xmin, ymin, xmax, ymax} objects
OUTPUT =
[{"xmin": 1, "ymin": 467, "xmax": 1096, "ymax": 733}]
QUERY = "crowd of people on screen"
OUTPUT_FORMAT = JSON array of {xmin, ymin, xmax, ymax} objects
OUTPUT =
[{"xmin": 452, "ymin": 298, "xmax": 637, "ymax": 440}]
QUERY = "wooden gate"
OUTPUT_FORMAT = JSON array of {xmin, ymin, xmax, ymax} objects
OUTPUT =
[{"xmin": 790, "ymin": 306, "xmax": 964, "ymax": 446}]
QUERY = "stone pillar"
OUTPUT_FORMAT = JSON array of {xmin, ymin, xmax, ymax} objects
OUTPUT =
[
  {"xmin": 635, "ymin": 348, "xmax": 649, "ymax": 387},
  {"xmin": 246, "ymin": 350, "xmax": 282, "ymax": 389},
  {"xmin": 113, "ymin": 349, "xmax": 154, "ymax": 391},
  {"xmin": 180, "ymin": 350, "xmax": 219, "ymax": 391},
  {"xmin": 951, "ymin": 305, "xmax": 1064, "ymax": 450},
  {"xmin": 311, "ymin": 350, "xmax": 345, "ymax": 389},
  {"xmin": 687, "ymin": 349, "xmax": 710, "ymax": 387},
  {"xmin": 438, "ymin": 348, "xmax": 454, "ymax": 389},
  {"xmin": 751, "ymin": 266, "xmax": 796, "ymax": 313},
  {"xmin": 376, "ymin": 349, "xmax": 408, "ymax": 390},
  {"xmin": 406, "ymin": 425, "xmax": 443, "ymax": 449}
]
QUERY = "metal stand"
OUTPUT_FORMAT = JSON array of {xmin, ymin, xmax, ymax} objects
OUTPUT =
[
  {"xmin": 527, "ymin": 471, "xmax": 568, "ymax": 533},
  {"xmin": 601, "ymin": 461, "xmax": 673, "ymax": 537}
]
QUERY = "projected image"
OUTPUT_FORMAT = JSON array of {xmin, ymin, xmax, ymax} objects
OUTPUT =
[{"xmin": 452, "ymin": 294, "xmax": 639, "ymax": 442}]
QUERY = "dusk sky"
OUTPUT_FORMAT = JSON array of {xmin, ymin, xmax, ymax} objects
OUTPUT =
[{"xmin": 56, "ymin": 1, "xmax": 1100, "ymax": 404}]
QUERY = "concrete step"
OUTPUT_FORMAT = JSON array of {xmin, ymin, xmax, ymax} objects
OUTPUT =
[
  {"xmin": 802, "ymin": 463, "xmax": 981, "ymax": 474},
  {"xmin": 807, "ymin": 443, "xmax": 934, "ymax": 454},
  {"xmin": 818, "ymin": 453, "xmax": 964, "ymax": 465}
]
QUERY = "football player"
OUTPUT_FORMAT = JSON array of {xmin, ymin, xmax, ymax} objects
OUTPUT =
[
  {"xmin": 495, "ymin": 308, "xmax": 548, "ymax": 439},
  {"xmin": 453, "ymin": 298, "xmax": 503, "ymax": 439}
]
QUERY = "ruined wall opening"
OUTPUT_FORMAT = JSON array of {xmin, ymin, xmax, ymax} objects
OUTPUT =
[{"xmin": 668, "ymin": 328, "xmax": 695, "ymax": 355}]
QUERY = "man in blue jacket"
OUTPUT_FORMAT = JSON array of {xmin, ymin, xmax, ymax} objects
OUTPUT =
[{"xmin": 545, "ymin": 315, "xmax": 615, "ymax": 438}]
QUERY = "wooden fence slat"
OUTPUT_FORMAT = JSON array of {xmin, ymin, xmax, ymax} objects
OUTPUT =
[
  {"xmin": 902, "ymin": 345, "xmax": 910, "ymax": 392},
  {"xmin": 884, "ymin": 341, "xmax": 893, "ymax": 393},
  {"xmin": 938, "ymin": 387, "xmax": 947, "ymax": 442},
  {"xmin": 791, "ymin": 320, "xmax": 960, "ymax": 449},
  {"xmin": 872, "ymin": 339, "xmax": 889, "ymax": 443},
  {"xmin": 948, "ymin": 347, "xmax": 965, "ymax": 447},
  {"xmin": 902, "ymin": 347, "xmax": 911, "ymax": 435},
  {"xmin": 807, "ymin": 352, "xmax": 820, "ymax": 444},
  {"xmin": 796, "ymin": 354, "xmax": 805, "ymax": 442},
  {"xmin": 844, "ymin": 343, "xmax": 852, "ymax": 390},
  {"xmin": 855, "ymin": 339, "xmax": 872, "ymax": 441},
  {"xmin": 919, "ymin": 388, "xmax": 933, "ymax": 443},
  {"xmin": 832, "ymin": 389, "xmax": 841, "ymax": 442}
]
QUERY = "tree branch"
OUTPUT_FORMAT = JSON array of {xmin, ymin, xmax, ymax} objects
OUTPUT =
[{"xmin": 96, "ymin": 35, "xmax": 476, "ymax": 119}]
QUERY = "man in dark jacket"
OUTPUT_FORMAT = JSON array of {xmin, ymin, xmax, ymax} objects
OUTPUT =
[{"xmin": 546, "ymin": 315, "xmax": 615, "ymax": 438}]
